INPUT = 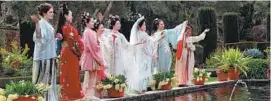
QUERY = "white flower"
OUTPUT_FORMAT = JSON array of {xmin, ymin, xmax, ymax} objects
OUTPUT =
[
  {"xmin": 194, "ymin": 68, "xmax": 199, "ymax": 72},
  {"xmin": 114, "ymin": 79, "xmax": 119, "ymax": 83},
  {"xmin": 0, "ymin": 95, "xmax": 7, "ymax": 101},
  {"xmin": 207, "ymin": 72, "xmax": 211, "ymax": 77},
  {"xmin": 115, "ymin": 84, "xmax": 120, "ymax": 90},
  {"xmin": 166, "ymin": 78, "xmax": 170, "ymax": 82}
]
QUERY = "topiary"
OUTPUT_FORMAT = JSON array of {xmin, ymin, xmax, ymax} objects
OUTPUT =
[
  {"xmin": 223, "ymin": 12, "xmax": 239, "ymax": 43},
  {"xmin": 243, "ymin": 48, "xmax": 265, "ymax": 59},
  {"xmin": 197, "ymin": 7, "xmax": 217, "ymax": 62}
]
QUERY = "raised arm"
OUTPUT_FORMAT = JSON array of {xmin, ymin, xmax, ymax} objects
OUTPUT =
[
  {"xmin": 187, "ymin": 28, "xmax": 209, "ymax": 43},
  {"xmin": 130, "ymin": 16, "xmax": 145, "ymax": 45}
]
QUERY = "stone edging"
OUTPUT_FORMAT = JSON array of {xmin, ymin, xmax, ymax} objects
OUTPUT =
[{"xmin": 102, "ymin": 80, "xmax": 237, "ymax": 101}]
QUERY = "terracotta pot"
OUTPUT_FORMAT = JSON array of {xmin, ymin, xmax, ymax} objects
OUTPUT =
[
  {"xmin": 12, "ymin": 60, "xmax": 20, "ymax": 68},
  {"xmin": 14, "ymin": 95, "xmax": 37, "ymax": 101},
  {"xmin": 159, "ymin": 81, "xmax": 172, "ymax": 90},
  {"xmin": 107, "ymin": 87, "xmax": 124, "ymax": 98},
  {"xmin": 193, "ymin": 76, "xmax": 206, "ymax": 85},
  {"xmin": 216, "ymin": 68, "xmax": 228, "ymax": 81},
  {"xmin": 228, "ymin": 68, "xmax": 240, "ymax": 80}
]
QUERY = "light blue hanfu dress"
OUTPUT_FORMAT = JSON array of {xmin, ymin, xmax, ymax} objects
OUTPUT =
[
  {"xmin": 32, "ymin": 17, "xmax": 59, "ymax": 101},
  {"xmin": 152, "ymin": 21, "xmax": 187, "ymax": 73}
]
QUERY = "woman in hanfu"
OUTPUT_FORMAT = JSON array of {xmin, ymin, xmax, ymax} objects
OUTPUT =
[
  {"xmin": 58, "ymin": 3, "xmax": 84, "ymax": 101},
  {"xmin": 80, "ymin": 12, "xmax": 106, "ymax": 100},
  {"xmin": 128, "ymin": 16, "xmax": 165, "ymax": 93},
  {"xmin": 175, "ymin": 24, "xmax": 210, "ymax": 86},
  {"xmin": 152, "ymin": 19, "xmax": 188, "ymax": 73},
  {"xmin": 104, "ymin": 15, "xmax": 144, "ymax": 76},
  {"xmin": 31, "ymin": 3, "xmax": 61, "ymax": 101}
]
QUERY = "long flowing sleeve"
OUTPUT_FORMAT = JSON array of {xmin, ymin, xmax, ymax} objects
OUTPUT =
[
  {"xmin": 33, "ymin": 20, "xmax": 46, "ymax": 44},
  {"xmin": 186, "ymin": 32, "xmax": 206, "ymax": 51},
  {"xmin": 62, "ymin": 26, "xmax": 84, "ymax": 57},
  {"xmin": 187, "ymin": 32, "xmax": 206, "ymax": 43},
  {"xmin": 165, "ymin": 21, "xmax": 188, "ymax": 49},
  {"xmin": 85, "ymin": 30, "xmax": 104, "ymax": 65}
]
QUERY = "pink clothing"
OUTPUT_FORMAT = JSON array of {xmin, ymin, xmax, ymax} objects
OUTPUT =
[{"xmin": 81, "ymin": 28, "xmax": 104, "ymax": 71}]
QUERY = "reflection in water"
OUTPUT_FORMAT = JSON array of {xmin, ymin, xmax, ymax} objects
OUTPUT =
[{"xmin": 159, "ymin": 84, "xmax": 270, "ymax": 101}]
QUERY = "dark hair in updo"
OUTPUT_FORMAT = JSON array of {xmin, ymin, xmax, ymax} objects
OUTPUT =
[
  {"xmin": 37, "ymin": 3, "xmax": 53, "ymax": 16},
  {"xmin": 138, "ymin": 19, "xmax": 145, "ymax": 28},
  {"xmin": 93, "ymin": 21, "xmax": 103, "ymax": 32},
  {"xmin": 81, "ymin": 12, "xmax": 92, "ymax": 28},
  {"xmin": 56, "ymin": 3, "xmax": 70, "ymax": 41},
  {"xmin": 152, "ymin": 18, "xmax": 163, "ymax": 31},
  {"xmin": 109, "ymin": 15, "xmax": 120, "ymax": 29}
]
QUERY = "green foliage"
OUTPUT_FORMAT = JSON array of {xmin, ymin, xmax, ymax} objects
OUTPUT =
[
  {"xmin": 243, "ymin": 48, "xmax": 265, "ymax": 58},
  {"xmin": 0, "ymin": 30, "xmax": 4, "ymax": 48},
  {"xmin": 4, "ymin": 80, "xmax": 50, "ymax": 96},
  {"xmin": 222, "ymin": 48, "xmax": 251, "ymax": 76},
  {"xmin": 206, "ymin": 49, "xmax": 228, "ymax": 73},
  {"xmin": 153, "ymin": 71, "xmax": 174, "ymax": 83},
  {"xmin": 192, "ymin": 68, "xmax": 211, "ymax": 80},
  {"xmin": 197, "ymin": 7, "xmax": 217, "ymax": 62},
  {"xmin": 223, "ymin": 12, "xmax": 239, "ymax": 43},
  {"xmin": 0, "ymin": 41, "xmax": 32, "ymax": 77},
  {"xmin": 100, "ymin": 74, "xmax": 127, "ymax": 86},
  {"xmin": 240, "ymin": 59, "xmax": 268, "ymax": 79}
]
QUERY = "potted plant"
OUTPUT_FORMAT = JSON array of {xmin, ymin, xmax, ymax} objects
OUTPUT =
[
  {"xmin": 223, "ymin": 48, "xmax": 251, "ymax": 80},
  {"xmin": 150, "ymin": 71, "xmax": 176, "ymax": 90},
  {"xmin": 192, "ymin": 68, "xmax": 211, "ymax": 85},
  {"xmin": 0, "ymin": 80, "xmax": 50, "ymax": 101},
  {"xmin": 96, "ymin": 74, "xmax": 127, "ymax": 98},
  {"xmin": 206, "ymin": 49, "xmax": 229, "ymax": 81}
]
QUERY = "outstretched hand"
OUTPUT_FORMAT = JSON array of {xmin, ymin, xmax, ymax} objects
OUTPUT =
[{"xmin": 204, "ymin": 28, "xmax": 210, "ymax": 33}]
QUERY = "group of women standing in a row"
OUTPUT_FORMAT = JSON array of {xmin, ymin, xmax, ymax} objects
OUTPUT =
[{"xmin": 31, "ymin": 2, "xmax": 210, "ymax": 101}]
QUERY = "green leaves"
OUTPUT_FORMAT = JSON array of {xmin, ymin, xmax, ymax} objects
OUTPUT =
[{"xmin": 153, "ymin": 71, "xmax": 174, "ymax": 83}]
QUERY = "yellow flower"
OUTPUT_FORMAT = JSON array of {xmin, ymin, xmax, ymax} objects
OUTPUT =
[
  {"xmin": 150, "ymin": 80, "xmax": 156, "ymax": 86},
  {"xmin": 120, "ymin": 84, "xmax": 126, "ymax": 88},
  {"xmin": 0, "ymin": 95, "xmax": 7, "ymax": 101},
  {"xmin": 7, "ymin": 94, "xmax": 19, "ymax": 101},
  {"xmin": 37, "ymin": 96, "xmax": 45, "ymax": 101},
  {"xmin": 0, "ymin": 48, "xmax": 7, "ymax": 55},
  {"xmin": 0, "ymin": 88, "xmax": 5, "ymax": 95}
]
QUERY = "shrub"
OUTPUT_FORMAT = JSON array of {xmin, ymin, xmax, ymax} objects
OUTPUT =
[
  {"xmin": 243, "ymin": 48, "xmax": 265, "ymax": 58},
  {"xmin": 240, "ymin": 59, "xmax": 268, "ymax": 79}
]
